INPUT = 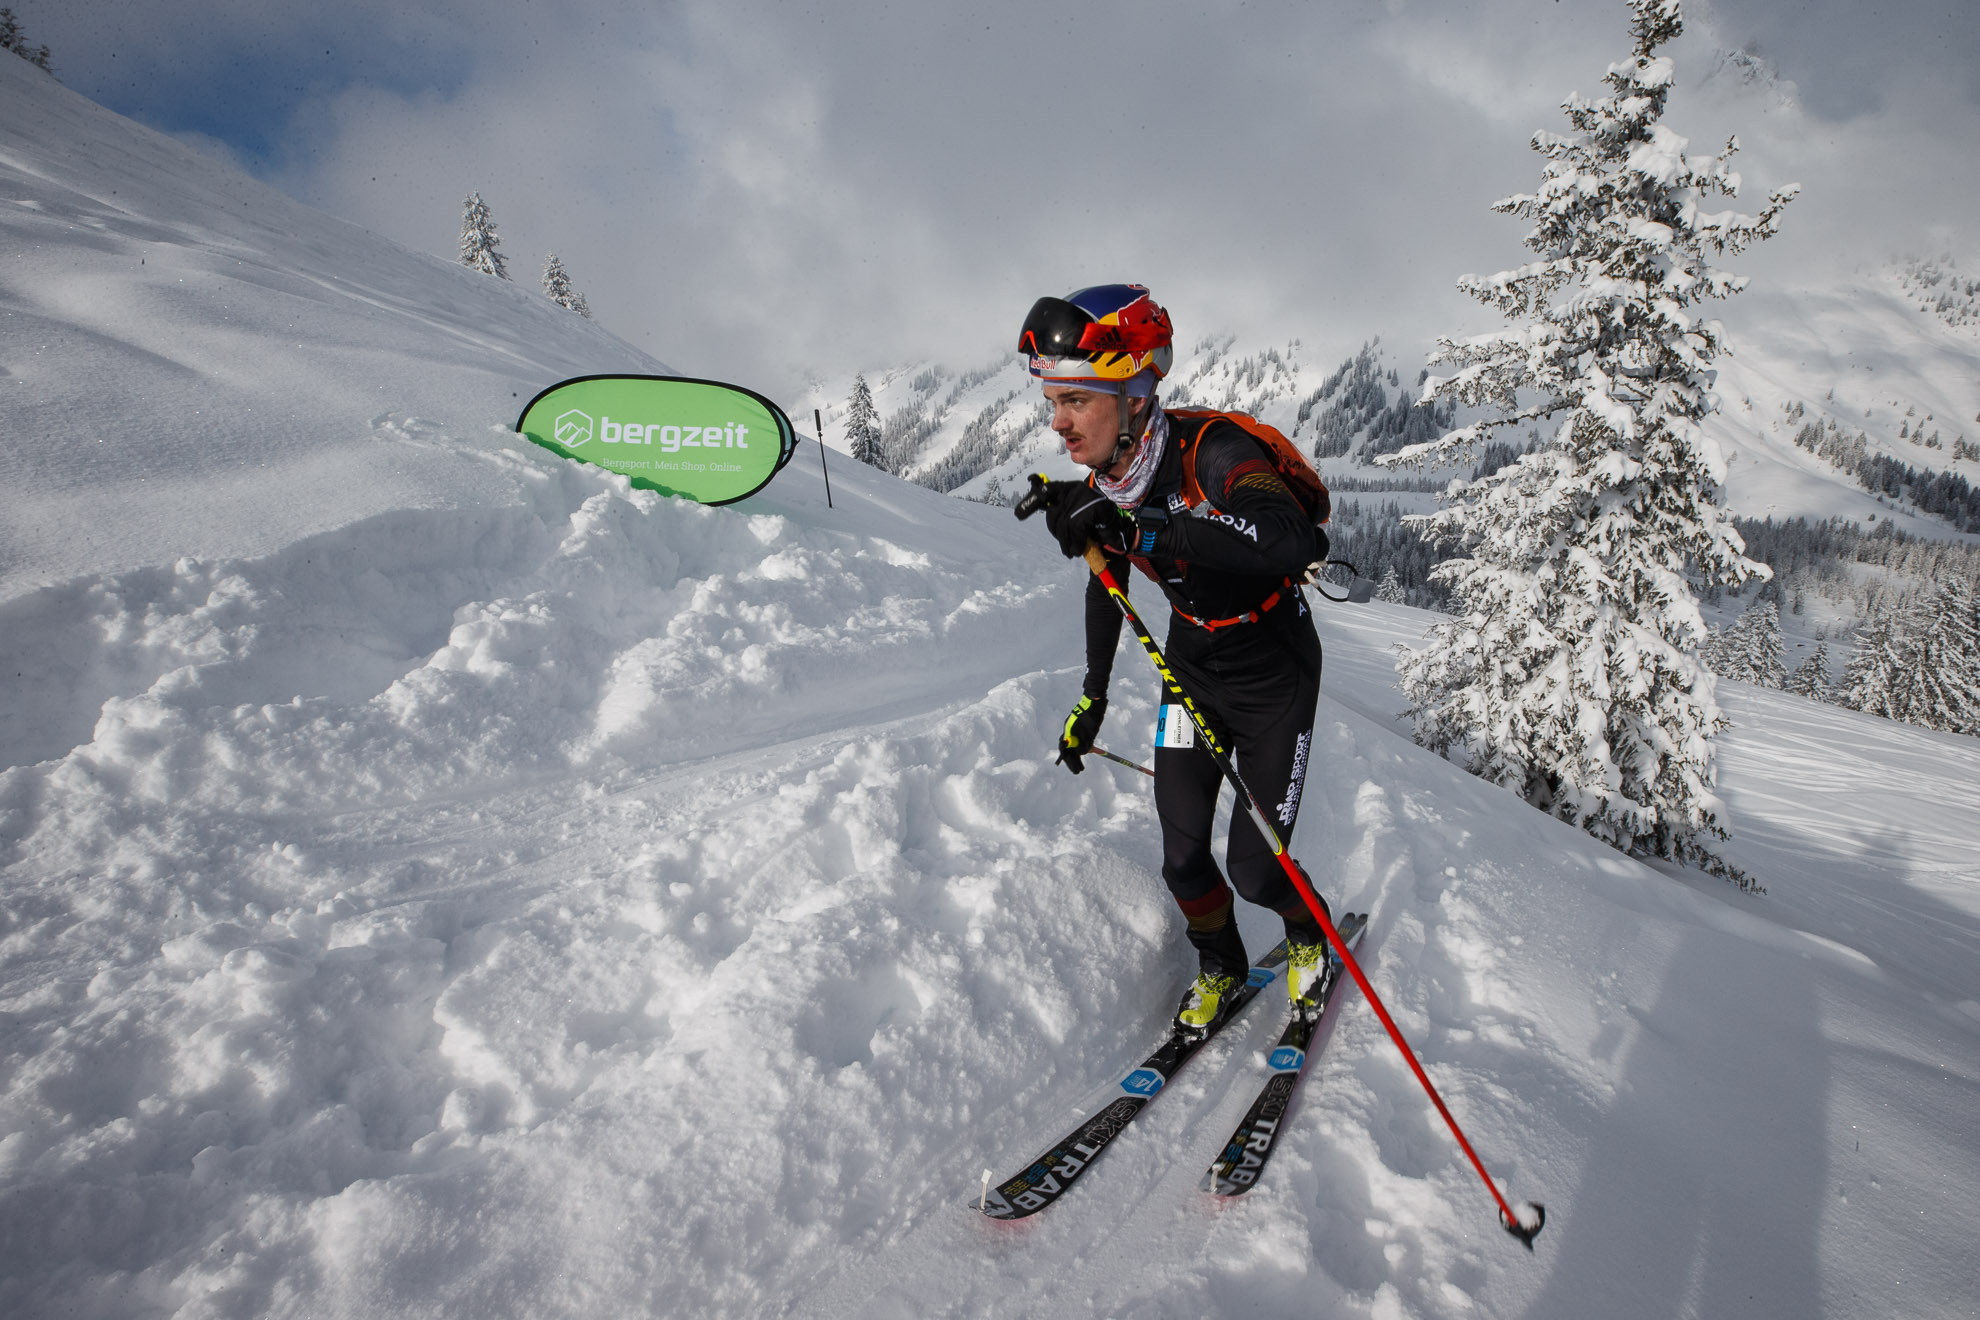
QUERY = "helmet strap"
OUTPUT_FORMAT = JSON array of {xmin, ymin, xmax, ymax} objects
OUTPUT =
[{"xmin": 1111, "ymin": 392, "xmax": 1139, "ymax": 468}]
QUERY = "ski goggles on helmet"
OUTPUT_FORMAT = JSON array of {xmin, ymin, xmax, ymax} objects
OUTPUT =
[{"xmin": 1019, "ymin": 284, "xmax": 1173, "ymax": 383}]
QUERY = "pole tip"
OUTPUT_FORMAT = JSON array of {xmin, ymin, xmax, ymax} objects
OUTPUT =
[{"xmin": 1501, "ymin": 1202, "xmax": 1545, "ymax": 1250}]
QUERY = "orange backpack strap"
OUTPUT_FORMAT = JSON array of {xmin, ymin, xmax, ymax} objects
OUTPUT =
[
  {"xmin": 1165, "ymin": 408, "xmax": 1329, "ymax": 523},
  {"xmin": 1166, "ymin": 410, "xmax": 1216, "ymax": 508}
]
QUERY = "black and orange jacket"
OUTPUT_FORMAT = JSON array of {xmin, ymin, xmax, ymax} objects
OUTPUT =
[{"xmin": 1081, "ymin": 412, "xmax": 1320, "ymax": 700}]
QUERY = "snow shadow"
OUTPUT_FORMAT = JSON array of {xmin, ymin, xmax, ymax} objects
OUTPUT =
[
  {"xmin": 1712, "ymin": 686, "xmax": 1980, "ymax": 1010},
  {"xmin": 1521, "ymin": 928, "xmax": 1827, "ymax": 1320}
]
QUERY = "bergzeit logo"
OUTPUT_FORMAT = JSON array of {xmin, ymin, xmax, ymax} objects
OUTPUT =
[
  {"xmin": 596, "ymin": 417, "xmax": 753, "ymax": 455},
  {"xmin": 516, "ymin": 374, "xmax": 797, "ymax": 508},
  {"xmin": 556, "ymin": 409, "xmax": 594, "ymax": 448}
]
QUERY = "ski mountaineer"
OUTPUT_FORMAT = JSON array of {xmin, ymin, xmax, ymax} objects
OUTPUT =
[{"xmin": 1015, "ymin": 283, "xmax": 1335, "ymax": 1037}]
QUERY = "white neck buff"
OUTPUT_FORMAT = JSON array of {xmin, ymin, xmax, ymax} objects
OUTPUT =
[{"xmin": 1093, "ymin": 404, "xmax": 1167, "ymax": 509}]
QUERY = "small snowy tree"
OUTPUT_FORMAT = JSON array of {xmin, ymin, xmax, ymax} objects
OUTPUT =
[
  {"xmin": 1936, "ymin": 576, "xmax": 1980, "ymax": 734},
  {"xmin": 0, "ymin": 8, "xmax": 52, "ymax": 71},
  {"xmin": 1783, "ymin": 642, "xmax": 1830, "ymax": 702},
  {"xmin": 1699, "ymin": 614, "xmax": 1736, "ymax": 676},
  {"xmin": 1841, "ymin": 604, "xmax": 1912, "ymax": 722},
  {"xmin": 541, "ymin": 252, "xmax": 591, "ymax": 317},
  {"xmin": 459, "ymin": 192, "xmax": 509, "ymax": 280},
  {"xmin": 1376, "ymin": 567, "xmax": 1408, "ymax": 605},
  {"xmin": 1752, "ymin": 602, "xmax": 1786, "ymax": 688},
  {"xmin": 846, "ymin": 374, "xmax": 883, "ymax": 468},
  {"xmin": 1379, "ymin": 0, "xmax": 1795, "ymax": 885},
  {"xmin": 1892, "ymin": 577, "xmax": 1980, "ymax": 733},
  {"xmin": 1717, "ymin": 600, "xmax": 1784, "ymax": 687}
]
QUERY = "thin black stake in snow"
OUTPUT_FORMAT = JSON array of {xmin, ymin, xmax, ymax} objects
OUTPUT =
[
  {"xmin": 1017, "ymin": 476, "xmax": 1545, "ymax": 1248},
  {"xmin": 813, "ymin": 408, "xmax": 834, "ymax": 510}
]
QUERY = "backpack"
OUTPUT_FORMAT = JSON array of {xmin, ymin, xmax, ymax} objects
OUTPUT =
[{"xmin": 1166, "ymin": 409, "xmax": 1334, "ymax": 569}]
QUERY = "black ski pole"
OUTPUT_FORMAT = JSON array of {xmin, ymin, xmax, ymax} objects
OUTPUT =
[{"xmin": 813, "ymin": 408, "xmax": 834, "ymax": 509}]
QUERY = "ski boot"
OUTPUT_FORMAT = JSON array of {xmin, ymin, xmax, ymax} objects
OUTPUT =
[
  {"xmin": 1175, "ymin": 970, "xmax": 1240, "ymax": 1039},
  {"xmin": 1286, "ymin": 932, "xmax": 1334, "ymax": 1020}
]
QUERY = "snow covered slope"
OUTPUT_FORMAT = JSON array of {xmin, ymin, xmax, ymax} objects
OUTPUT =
[
  {"xmin": 0, "ymin": 52, "xmax": 667, "ymax": 603},
  {"xmin": 4, "ymin": 53, "xmax": 1979, "ymax": 1320},
  {"xmin": 1708, "ymin": 268, "xmax": 1980, "ymax": 532}
]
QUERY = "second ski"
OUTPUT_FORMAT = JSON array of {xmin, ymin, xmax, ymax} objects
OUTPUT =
[{"xmin": 1203, "ymin": 912, "xmax": 1368, "ymax": 1196}]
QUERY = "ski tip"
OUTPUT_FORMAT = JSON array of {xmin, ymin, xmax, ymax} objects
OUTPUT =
[{"xmin": 1501, "ymin": 1202, "xmax": 1546, "ymax": 1250}]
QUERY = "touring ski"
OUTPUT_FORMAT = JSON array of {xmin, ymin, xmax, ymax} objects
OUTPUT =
[
  {"xmin": 1203, "ymin": 912, "xmax": 1368, "ymax": 1196},
  {"xmin": 976, "ymin": 941, "xmax": 1289, "ymax": 1220}
]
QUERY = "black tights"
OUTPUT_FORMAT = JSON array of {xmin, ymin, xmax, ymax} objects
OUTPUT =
[{"xmin": 1155, "ymin": 607, "xmax": 1323, "ymax": 966}]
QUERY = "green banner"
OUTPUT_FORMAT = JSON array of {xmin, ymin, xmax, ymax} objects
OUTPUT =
[{"xmin": 514, "ymin": 375, "xmax": 796, "ymax": 505}]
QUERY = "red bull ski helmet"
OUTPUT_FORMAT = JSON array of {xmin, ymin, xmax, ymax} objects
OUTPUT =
[{"xmin": 1018, "ymin": 284, "xmax": 1173, "ymax": 394}]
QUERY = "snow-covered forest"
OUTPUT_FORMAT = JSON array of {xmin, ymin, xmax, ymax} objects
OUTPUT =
[{"xmin": 4, "ymin": 10, "xmax": 1979, "ymax": 1320}]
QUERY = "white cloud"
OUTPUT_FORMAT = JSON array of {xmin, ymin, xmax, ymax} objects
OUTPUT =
[{"xmin": 43, "ymin": 0, "xmax": 1980, "ymax": 400}]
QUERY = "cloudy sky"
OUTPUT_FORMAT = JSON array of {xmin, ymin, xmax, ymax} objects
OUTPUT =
[{"xmin": 27, "ymin": 0, "xmax": 1980, "ymax": 397}]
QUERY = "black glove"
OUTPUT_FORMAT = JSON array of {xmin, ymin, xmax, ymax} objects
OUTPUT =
[
  {"xmin": 1044, "ymin": 483, "xmax": 1133, "ymax": 559},
  {"xmin": 1057, "ymin": 695, "xmax": 1106, "ymax": 773},
  {"xmin": 1015, "ymin": 474, "xmax": 1144, "ymax": 558}
]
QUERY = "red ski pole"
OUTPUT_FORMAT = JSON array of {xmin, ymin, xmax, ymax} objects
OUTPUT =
[{"xmin": 1046, "ymin": 517, "xmax": 1544, "ymax": 1247}]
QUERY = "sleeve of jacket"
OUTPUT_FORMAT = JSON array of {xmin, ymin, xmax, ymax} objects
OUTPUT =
[
  {"xmin": 1082, "ymin": 568, "xmax": 1125, "ymax": 700},
  {"xmin": 1152, "ymin": 423, "xmax": 1316, "ymax": 577}
]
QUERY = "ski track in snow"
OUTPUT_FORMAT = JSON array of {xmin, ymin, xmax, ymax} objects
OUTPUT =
[{"xmin": 6, "ymin": 49, "xmax": 1980, "ymax": 1320}]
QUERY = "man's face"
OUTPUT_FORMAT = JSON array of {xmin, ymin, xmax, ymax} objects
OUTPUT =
[{"xmin": 1045, "ymin": 384, "xmax": 1132, "ymax": 474}]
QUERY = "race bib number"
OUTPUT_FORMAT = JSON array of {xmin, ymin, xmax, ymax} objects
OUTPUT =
[{"xmin": 1155, "ymin": 705, "xmax": 1195, "ymax": 749}]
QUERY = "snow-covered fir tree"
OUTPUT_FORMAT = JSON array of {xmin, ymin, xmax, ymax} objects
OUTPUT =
[
  {"xmin": 459, "ymin": 192, "xmax": 509, "ymax": 280},
  {"xmin": 1842, "ymin": 603, "xmax": 1914, "ymax": 724},
  {"xmin": 541, "ymin": 253, "xmax": 590, "ymax": 317},
  {"xmin": 1747, "ymin": 601, "xmax": 1786, "ymax": 688},
  {"xmin": 1698, "ymin": 614, "xmax": 1735, "ymax": 675},
  {"xmin": 1891, "ymin": 577, "xmax": 1978, "ymax": 733},
  {"xmin": 0, "ymin": 8, "xmax": 52, "ymax": 70},
  {"xmin": 1932, "ymin": 576, "xmax": 1980, "ymax": 734},
  {"xmin": 1376, "ymin": 567, "xmax": 1408, "ymax": 605},
  {"xmin": 846, "ymin": 374, "xmax": 883, "ymax": 468},
  {"xmin": 1711, "ymin": 599, "xmax": 1785, "ymax": 687},
  {"xmin": 1784, "ymin": 643, "xmax": 1830, "ymax": 702},
  {"xmin": 1840, "ymin": 578, "xmax": 1979, "ymax": 735},
  {"xmin": 1379, "ymin": 0, "xmax": 1795, "ymax": 885}
]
